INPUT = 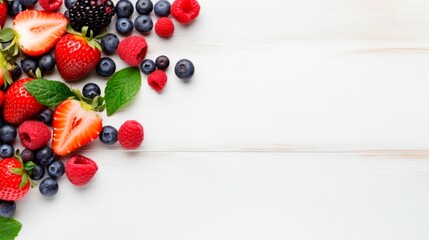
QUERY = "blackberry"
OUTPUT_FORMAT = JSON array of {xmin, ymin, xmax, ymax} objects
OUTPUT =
[{"xmin": 69, "ymin": 0, "xmax": 115, "ymax": 36}]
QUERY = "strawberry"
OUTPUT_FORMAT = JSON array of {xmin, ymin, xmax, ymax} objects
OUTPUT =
[
  {"xmin": 3, "ymin": 78, "xmax": 45, "ymax": 125},
  {"xmin": 52, "ymin": 99, "xmax": 103, "ymax": 156},
  {"xmin": 13, "ymin": 10, "xmax": 68, "ymax": 57},
  {"xmin": 0, "ymin": 156, "xmax": 33, "ymax": 201},
  {"xmin": 55, "ymin": 27, "xmax": 101, "ymax": 82},
  {"xmin": 0, "ymin": 0, "xmax": 7, "ymax": 29},
  {"xmin": 39, "ymin": 0, "xmax": 63, "ymax": 11}
]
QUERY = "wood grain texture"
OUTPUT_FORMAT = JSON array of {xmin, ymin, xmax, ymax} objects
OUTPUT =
[{"xmin": 17, "ymin": 152, "xmax": 429, "ymax": 240}]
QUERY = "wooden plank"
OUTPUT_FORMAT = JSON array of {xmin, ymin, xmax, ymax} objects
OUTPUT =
[{"xmin": 16, "ymin": 152, "xmax": 429, "ymax": 240}]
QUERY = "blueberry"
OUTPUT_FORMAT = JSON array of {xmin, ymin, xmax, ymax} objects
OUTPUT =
[
  {"xmin": 154, "ymin": 0, "xmax": 170, "ymax": 17},
  {"xmin": 140, "ymin": 59, "xmax": 156, "ymax": 74},
  {"xmin": 82, "ymin": 83, "xmax": 101, "ymax": 99},
  {"xmin": 38, "ymin": 54, "xmax": 56, "ymax": 73},
  {"xmin": 136, "ymin": 0, "xmax": 153, "ymax": 15},
  {"xmin": 47, "ymin": 160, "xmax": 65, "ymax": 178},
  {"xmin": 36, "ymin": 146, "xmax": 54, "ymax": 167},
  {"xmin": 0, "ymin": 125, "xmax": 17, "ymax": 143},
  {"xmin": 11, "ymin": 62, "xmax": 22, "ymax": 81},
  {"xmin": 0, "ymin": 144, "xmax": 14, "ymax": 158},
  {"xmin": 39, "ymin": 177, "xmax": 58, "ymax": 197},
  {"xmin": 64, "ymin": 0, "xmax": 77, "ymax": 9},
  {"xmin": 155, "ymin": 55, "xmax": 170, "ymax": 70},
  {"xmin": 30, "ymin": 164, "xmax": 45, "ymax": 181},
  {"xmin": 96, "ymin": 57, "xmax": 116, "ymax": 77},
  {"xmin": 18, "ymin": 0, "xmax": 36, "ymax": 8},
  {"xmin": 21, "ymin": 148, "xmax": 35, "ymax": 163},
  {"xmin": 20, "ymin": 58, "xmax": 38, "ymax": 75},
  {"xmin": 175, "ymin": 59, "xmax": 195, "ymax": 80},
  {"xmin": 37, "ymin": 108, "xmax": 54, "ymax": 126},
  {"xmin": 8, "ymin": 0, "xmax": 25, "ymax": 17},
  {"xmin": 0, "ymin": 200, "xmax": 16, "ymax": 218},
  {"xmin": 115, "ymin": 0, "xmax": 134, "ymax": 18},
  {"xmin": 99, "ymin": 125, "xmax": 118, "ymax": 145},
  {"xmin": 64, "ymin": 10, "xmax": 70, "ymax": 19},
  {"xmin": 116, "ymin": 18, "xmax": 134, "ymax": 35},
  {"xmin": 134, "ymin": 15, "xmax": 153, "ymax": 34},
  {"xmin": 101, "ymin": 33, "xmax": 119, "ymax": 55}
]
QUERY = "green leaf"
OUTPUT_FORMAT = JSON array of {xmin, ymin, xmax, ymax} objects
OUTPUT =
[
  {"xmin": 0, "ymin": 28, "xmax": 15, "ymax": 43},
  {"xmin": 24, "ymin": 161, "xmax": 36, "ymax": 172},
  {"xmin": 19, "ymin": 174, "xmax": 28, "ymax": 189},
  {"xmin": 25, "ymin": 80, "xmax": 76, "ymax": 109},
  {"xmin": 10, "ymin": 168, "xmax": 23, "ymax": 175},
  {"xmin": 0, "ymin": 217, "xmax": 22, "ymax": 240},
  {"xmin": 105, "ymin": 67, "xmax": 141, "ymax": 116}
]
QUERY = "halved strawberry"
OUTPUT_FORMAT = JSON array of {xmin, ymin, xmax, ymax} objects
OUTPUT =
[
  {"xmin": 13, "ymin": 10, "xmax": 68, "ymax": 57},
  {"xmin": 52, "ymin": 99, "xmax": 102, "ymax": 156}
]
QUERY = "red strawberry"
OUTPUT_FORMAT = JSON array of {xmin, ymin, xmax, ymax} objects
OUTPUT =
[
  {"xmin": 3, "ymin": 78, "xmax": 45, "ymax": 125},
  {"xmin": 65, "ymin": 155, "xmax": 98, "ymax": 187},
  {"xmin": 52, "ymin": 99, "xmax": 102, "ymax": 156},
  {"xmin": 13, "ymin": 10, "xmax": 68, "ymax": 57},
  {"xmin": 0, "ymin": 0, "xmax": 7, "ymax": 28},
  {"xmin": 39, "ymin": 0, "xmax": 63, "ymax": 11},
  {"xmin": 0, "ymin": 157, "xmax": 32, "ymax": 201},
  {"xmin": 55, "ymin": 30, "xmax": 101, "ymax": 82}
]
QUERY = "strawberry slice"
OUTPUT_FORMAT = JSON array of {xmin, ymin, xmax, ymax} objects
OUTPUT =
[
  {"xmin": 13, "ymin": 10, "xmax": 68, "ymax": 57},
  {"xmin": 52, "ymin": 99, "xmax": 102, "ymax": 156}
]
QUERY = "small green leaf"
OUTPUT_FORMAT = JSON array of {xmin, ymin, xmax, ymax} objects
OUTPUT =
[
  {"xmin": 0, "ymin": 217, "xmax": 22, "ymax": 240},
  {"xmin": 0, "ymin": 28, "xmax": 15, "ymax": 42},
  {"xmin": 10, "ymin": 168, "xmax": 23, "ymax": 175},
  {"xmin": 25, "ymin": 79, "xmax": 76, "ymax": 109},
  {"xmin": 105, "ymin": 67, "xmax": 142, "ymax": 116},
  {"xmin": 19, "ymin": 174, "xmax": 29, "ymax": 189},
  {"xmin": 24, "ymin": 161, "xmax": 36, "ymax": 172}
]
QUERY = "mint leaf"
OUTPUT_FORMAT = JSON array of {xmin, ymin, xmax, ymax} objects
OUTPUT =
[
  {"xmin": 0, "ymin": 28, "xmax": 15, "ymax": 43},
  {"xmin": 25, "ymin": 80, "xmax": 76, "ymax": 109},
  {"xmin": 105, "ymin": 67, "xmax": 141, "ymax": 116},
  {"xmin": 0, "ymin": 217, "xmax": 22, "ymax": 240}
]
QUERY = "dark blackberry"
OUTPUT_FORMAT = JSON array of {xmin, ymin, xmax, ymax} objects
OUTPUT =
[{"xmin": 69, "ymin": 0, "xmax": 115, "ymax": 36}]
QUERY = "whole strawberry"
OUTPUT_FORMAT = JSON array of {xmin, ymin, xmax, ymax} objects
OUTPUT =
[
  {"xmin": 0, "ymin": 0, "xmax": 7, "ymax": 28},
  {"xmin": 3, "ymin": 78, "xmax": 45, "ymax": 125},
  {"xmin": 55, "ymin": 27, "xmax": 101, "ymax": 82},
  {"xmin": 0, "ymin": 155, "xmax": 33, "ymax": 201}
]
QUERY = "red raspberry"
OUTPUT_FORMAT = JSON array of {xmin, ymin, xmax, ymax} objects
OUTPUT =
[
  {"xmin": 118, "ymin": 120, "xmax": 144, "ymax": 150},
  {"xmin": 155, "ymin": 17, "xmax": 175, "ymax": 38},
  {"xmin": 39, "ymin": 0, "xmax": 63, "ymax": 11},
  {"xmin": 66, "ymin": 155, "xmax": 98, "ymax": 187},
  {"xmin": 171, "ymin": 0, "xmax": 201, "ymax": 24},
  {"xmin": 18, "ymin": 120, "xmax": 51, "ymax": 150},
  {"xmin": 117, "ymin": 36, "xmax": 148, "ymax": 66},
  {"xmin": 148, "ymin": 70, "xmax": 167, "ymax": 92}
]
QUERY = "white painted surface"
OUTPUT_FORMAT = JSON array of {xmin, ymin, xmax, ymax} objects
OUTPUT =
[{"xmin": 8, "ymin": 0, "xmax": 429, "ymax": 239}]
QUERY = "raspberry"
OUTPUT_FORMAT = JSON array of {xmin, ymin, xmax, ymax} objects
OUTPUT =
[
  {"xmin": 18, "ymin": 120, "xmax": 51, "ymax": 150},
  {"xmin": 171, "ymin": 0, "xmax": 201, "ymax": 24},
  {"xmin": 155, "ymin": 17, "xmax": 174, "ymax": 38},
  {"xmin": 117, "ymin": 36, "xmax": 148, "ymax": 66},
  {"xmin": 118, "ymin": 120, "xmax": 144, "ymax": 150},
  {"xmin": 148, "ymin": 70, "xmax": 167, "ymax": 92},
  {"xmin": 65, "ymin": 155, "xmax": 98, "ymax": 187},
  {"xmin": 39, "ymin": 0, "xmax": 63, "ymax": 11}
]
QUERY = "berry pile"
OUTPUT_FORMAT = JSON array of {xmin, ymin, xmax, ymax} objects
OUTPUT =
[{"xmin": 0, "ymin": 0, "xmax": 200, "ymax": 237}]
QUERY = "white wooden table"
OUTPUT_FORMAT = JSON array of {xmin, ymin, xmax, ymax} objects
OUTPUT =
[{"xmin": 14, "ymin": 0, "xmax": 429, "ymax": 239}]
